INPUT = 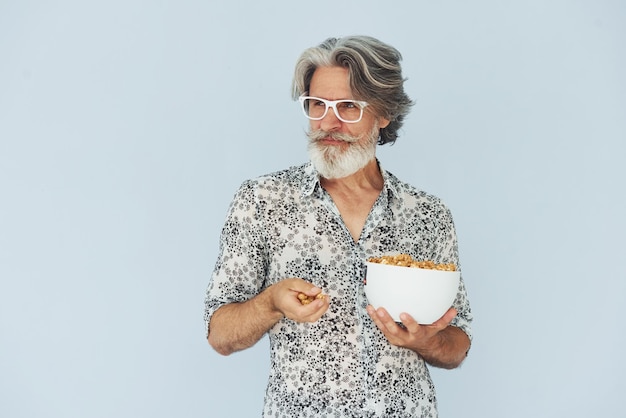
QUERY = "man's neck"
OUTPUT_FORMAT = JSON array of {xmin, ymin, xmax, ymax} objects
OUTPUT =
[{"xmin": 319, "ymin": 159, "xmax": 383, "ymax": 193}]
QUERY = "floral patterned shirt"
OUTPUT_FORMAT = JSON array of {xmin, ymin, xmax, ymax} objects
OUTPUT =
[{"xmin": 205, "ymin": 161, "xmax": 472, "ymax": 418}]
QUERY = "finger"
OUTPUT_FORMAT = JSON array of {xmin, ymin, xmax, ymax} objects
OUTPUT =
[
  {"xmin": 289, "ymin": 283, "xmax": 323, "ymax": 298},
  {"xmin": 366, "ymin": 305, "xmax": 377, "ymax": 319},
  {"xmin": 398, "ymin": 312, "xmax": 421, "ymax": 333},
  {"xmin": 303, "ymin": 293, "xmax": 329, "ymax": 309},
  {"xmin": 294, "ymin": 286, "xmax": 322, "ymax": 296},
  {"xmin": 441, "ymin": 307, "xmax": 457, "ymax": 323},
  {"xmin": 373, "ymin": 307, "xmax": 405, "ymax": 334},
  {"xmin": 430, "ymin": 307, "xmax": 458, "ymax": 329},
  {"xmin": 366, "ymin": 305, "xmax": 385, "ymax": 328},
  {"xmin": 290, "ymin": 286, "xmax": 327, "ymax": 304},
  {"xmin": 303, "ymin": 298, "xmax": 329, "ymax": 321}
]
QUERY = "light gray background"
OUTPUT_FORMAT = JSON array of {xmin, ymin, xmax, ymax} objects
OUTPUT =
[{"xmin": 1, "ymin": 1, "xmax": 624, "ymax": 417}]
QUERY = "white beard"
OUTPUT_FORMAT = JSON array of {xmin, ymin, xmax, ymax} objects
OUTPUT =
[{"xmin": 307, "ymin": 124, "xmax": 378, "ymax": 179}]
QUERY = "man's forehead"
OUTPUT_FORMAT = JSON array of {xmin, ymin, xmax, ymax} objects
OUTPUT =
[{"xmin": 309, "ymin": 66, "xmax": 352, "ymax": 99}]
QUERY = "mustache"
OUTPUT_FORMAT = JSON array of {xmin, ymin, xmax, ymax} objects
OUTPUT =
[{"xmin": 306, "ymin": 129, "xmax": 360, "ymax": 143}]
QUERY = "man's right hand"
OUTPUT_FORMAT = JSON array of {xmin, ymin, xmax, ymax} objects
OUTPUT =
[
  {"xmin": 208, "ymin": 278, "xmax": 329, "ymax": 355},
  {"xmin": 270, "ymin": 278, "xmax": 329, "ymax": 323}
]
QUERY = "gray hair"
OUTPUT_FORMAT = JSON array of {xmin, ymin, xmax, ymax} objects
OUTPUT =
[{"xmin": 292, "ymin": 36, "xmax": 414, "ymax": 145}]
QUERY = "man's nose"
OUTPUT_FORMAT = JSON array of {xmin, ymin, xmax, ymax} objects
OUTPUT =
[{"xmin": 319, "ymin": 106, "xmax": 342, "ymax": 130}]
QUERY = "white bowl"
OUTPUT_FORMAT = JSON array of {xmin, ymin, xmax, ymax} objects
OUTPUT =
[{"xmin": 364, "ymin": 261, "xmax": 460, "ymax": 324}]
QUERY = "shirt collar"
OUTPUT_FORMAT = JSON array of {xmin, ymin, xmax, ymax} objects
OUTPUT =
[
  {"xmin": 378, "ymin": 160, "xmax": 400, "ymax": 198},
  {"xmin": 301, "ymin": 162, "xmax": 320, "ymax": 198},
  {"xmin": 300, "ymin": 160, "xmax": 399, "ymax": 199}
]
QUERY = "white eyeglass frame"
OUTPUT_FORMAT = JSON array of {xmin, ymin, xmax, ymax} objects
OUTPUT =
[{"xmin": 298, "ymin": 95, "xmax": 369, "ymax": 123}]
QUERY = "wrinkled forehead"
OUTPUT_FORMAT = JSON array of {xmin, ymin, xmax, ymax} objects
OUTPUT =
[{"xmin": 308, "ymin": 66, "xmax": 354, "ymax": 100}]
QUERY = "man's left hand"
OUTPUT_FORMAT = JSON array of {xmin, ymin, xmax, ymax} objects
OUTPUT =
[{"xmin": 366, "ymin": 305, "xmax": 457, "ymax": 352}]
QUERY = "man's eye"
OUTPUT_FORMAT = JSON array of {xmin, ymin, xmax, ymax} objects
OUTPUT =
[{"xmin": 339, "ymin": 101, "xmax": 357, "ymax": 109}]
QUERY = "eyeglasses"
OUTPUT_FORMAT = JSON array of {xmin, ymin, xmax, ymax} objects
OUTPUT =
[{"xmin": 298, "ymin": 95, "xmax": 369, "ymax": 123}]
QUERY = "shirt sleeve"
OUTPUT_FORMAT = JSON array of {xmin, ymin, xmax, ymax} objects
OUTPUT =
[
  {"xmin": 204, "ymin": 180, "xmax": 268, "ymax": 337},
  {"xmin": 436, "ymin": 203, "xmax": 473, "ymax": 342}
]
